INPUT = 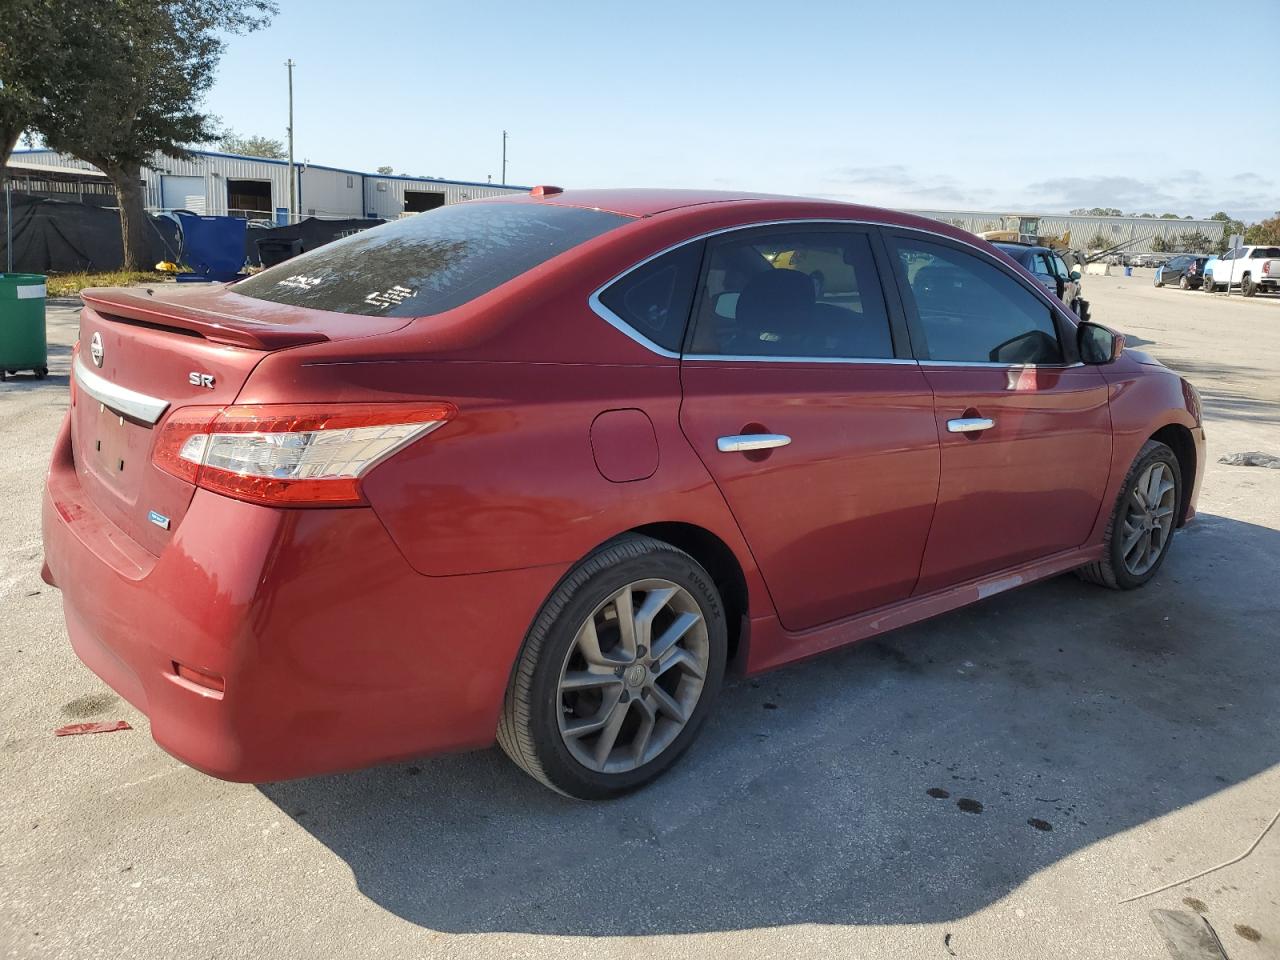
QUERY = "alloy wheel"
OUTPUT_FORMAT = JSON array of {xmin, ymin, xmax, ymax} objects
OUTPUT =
[
  {"xmin": 1120, "ymin": 461, "xmax": 1177, "ymax": 576},
  {"xmin": 556, "ymin": 578, "xmax": 709, "ymax": 774}
]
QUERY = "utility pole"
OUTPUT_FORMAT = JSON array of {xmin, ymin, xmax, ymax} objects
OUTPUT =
[
  {"xmin": 286, "ymin": 58, "xmax": 296, "ymax": 223},
  {"xmin": 501, "ymin": 130, "xmax": 508, "ymax": 186}
]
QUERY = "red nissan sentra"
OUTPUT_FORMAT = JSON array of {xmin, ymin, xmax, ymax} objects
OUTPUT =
[{"xmin": 42, "ymin": 189, "xmax": 1204, "ymax": 798}]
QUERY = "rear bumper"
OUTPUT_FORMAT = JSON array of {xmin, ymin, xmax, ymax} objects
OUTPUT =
[{"xmin": 41, "ymin": 414, "xmax": 567, "ymax": 782}]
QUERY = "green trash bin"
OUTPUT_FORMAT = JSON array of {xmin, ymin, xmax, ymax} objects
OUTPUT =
[{"xmin": 0, "ymin": 273, "xmax": 49, "ymax": 381}]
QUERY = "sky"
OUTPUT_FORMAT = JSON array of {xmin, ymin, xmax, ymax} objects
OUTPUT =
[{"xmin": 204, "ymin": 0, "xmax": 1279, "ymax": 222}]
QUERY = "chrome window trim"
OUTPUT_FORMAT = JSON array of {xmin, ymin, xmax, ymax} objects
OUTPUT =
[
  {"xmin": 917, "ymin": 360, "xmax": 1086, "ymax": 370},
  {"xmin": 73, "ymin": 356, "xmax": 170, "ymax": 424},
  {"xmin": 587, "ymin": 217, "xmax": 1073, "ymax": 363},
  {"xmin": 683, "ymin": 354, "xmax": 916, "ymax": 365}
]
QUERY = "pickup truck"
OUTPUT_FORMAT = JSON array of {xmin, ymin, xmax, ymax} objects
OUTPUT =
[{"xmin": 1204, "ymin": 245, "xmax": 1280, "ymax": 296}]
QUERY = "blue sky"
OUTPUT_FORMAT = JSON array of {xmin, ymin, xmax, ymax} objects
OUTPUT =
[{"xmin": 205, "ymin": 0, "xmax": 1278, "ymax": 221}]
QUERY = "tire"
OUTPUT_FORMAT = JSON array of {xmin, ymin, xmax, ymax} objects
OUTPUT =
[
  {"xmin": 1179, "ymin": 275, "xmax": 1190, "ymax": 290},
  {"xmin": 1076, "ymin": 440, "xmax": 1181, "ymax": 590},
  {"xmin": 1241, "ymin": 273, "xmax": 1256, "ymax": 297},
  {"xmin": 1153, "ymin": 274, "xmax": 1163, "ymax": 287},
  {"xmin": 498, "ymin": 534, "xmax": 727, "ymax": 799}
]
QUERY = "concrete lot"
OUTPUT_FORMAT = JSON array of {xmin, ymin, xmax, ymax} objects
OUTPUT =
[{"xmin": 2, "ymin": 276, "xmax": 1278, "ymax": 959}]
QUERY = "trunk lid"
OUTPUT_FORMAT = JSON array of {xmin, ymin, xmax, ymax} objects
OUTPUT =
[{"xmin": 71, "ymin": 285, "xmax": 411, "ymax": 555}]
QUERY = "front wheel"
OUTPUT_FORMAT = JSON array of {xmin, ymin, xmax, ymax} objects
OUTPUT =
[
  {"xmin": 1077, "ymin": 440, "xmax": 1181, "ymax": 590},
  {"xmin": 1179, "ymin": 275, "xmax": 1190, "ymax": 290},
  {"xmin": 1241, "ymin": 274, "xmax": 1256, "ymax": 297},
  {"xmin": 498, "ymin": 534, "xmax": 727, "ymax": 799}
]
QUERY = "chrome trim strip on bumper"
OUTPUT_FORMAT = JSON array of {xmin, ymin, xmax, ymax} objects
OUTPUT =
[{"xmin": 73, "ymin": 356, "xmax": 170, "ymax": 424}]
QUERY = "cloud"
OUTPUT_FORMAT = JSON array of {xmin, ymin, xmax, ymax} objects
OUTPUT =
[
  {"xmin": 1024, "ymin": 173, "xmax": 1277, "ymax": 222},
  {"xmin": 824, "ymin": 165, "xmax": 990, "ymax": 208}
]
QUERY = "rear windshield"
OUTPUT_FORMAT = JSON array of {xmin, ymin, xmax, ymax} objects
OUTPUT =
[{"xmin": 234, "ymin": 202, "xmax": 630, "ymax": 317}]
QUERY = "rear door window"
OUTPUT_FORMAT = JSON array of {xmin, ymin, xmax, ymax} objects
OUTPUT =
[
  {"xmin": 687, "ymin": 228, "xmax": 895, "ymax": 359},
  {"xmin": 890, "ymin": 236, "xmax": 1063, "ymax": 365},
  {"xmin": 235, "ymin": 202, "xmax": 629, "ymax": 317}
]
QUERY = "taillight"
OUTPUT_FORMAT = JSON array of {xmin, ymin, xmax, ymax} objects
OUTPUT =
[{"xmin": 153, "ymin": 402, "xmax": 455, "ymax": 506}]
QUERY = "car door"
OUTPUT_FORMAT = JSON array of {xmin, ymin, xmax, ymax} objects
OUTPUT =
[
  {"xmin": 883, "ymin": 231, "xmax": 1112, "ymax": 593},
  {"xmin": 678, "ymin": 224, "xmax": 940, "ymax": 631}
]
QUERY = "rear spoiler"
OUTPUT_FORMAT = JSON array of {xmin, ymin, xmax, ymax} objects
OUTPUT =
[{"xmin": 81, "ymin": 288, "xmax": 330, "ymax": 350}]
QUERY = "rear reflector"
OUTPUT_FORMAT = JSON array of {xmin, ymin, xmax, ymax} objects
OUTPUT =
[
  {"xmin": 154, "ymin": 402, "xmax": 455, "ymax": 506},
  {"xmin": 174, "ymin": 662, "xmax": 225, "ymax": 693}
]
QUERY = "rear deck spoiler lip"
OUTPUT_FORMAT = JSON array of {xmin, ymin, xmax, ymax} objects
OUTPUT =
[{"xmin": 81, "ymin": 288, "xmax": 331, "ymax": 350}]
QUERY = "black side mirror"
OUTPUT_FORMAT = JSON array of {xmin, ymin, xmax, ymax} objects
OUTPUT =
[{"xmin": 1078, "ymin": 321, "xmax": 1123, "ymax": 364}]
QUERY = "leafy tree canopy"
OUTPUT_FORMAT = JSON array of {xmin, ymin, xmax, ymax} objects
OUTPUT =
[{"xmin": 219, "ymin": 131, "xmax": 286, "ymax": 159}]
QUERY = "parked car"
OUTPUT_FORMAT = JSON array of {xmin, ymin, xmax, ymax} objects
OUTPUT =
[
  {"xmin": 1203, "ymin": 246, "xmax": 1280, "ymax": 295},
  {"xmin": 1154, "ymin": 255, "xmax": 1212, "ymax": 290},
  {"xmin": 993, "ymin": 241, "xmax": 1088, "ymax": 316},
  {"xmin": 41, "ymin": 189, "xmax": 1205, "ymax": 799}
]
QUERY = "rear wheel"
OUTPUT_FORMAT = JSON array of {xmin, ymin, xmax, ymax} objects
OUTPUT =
[
  {"xmin": 1077, "ymin": 440, "xmax": 1181, "ymax": 590},
  {"xmin": 1242, "ymin": 273, "xmax": 1256, "ymax": 297},
  {"xmin": 1179, "ymin": 275, "xmax": 1190, "ymax": 290},
  {"xmin": 498, "ymin": 534, "xmax": 727, "ymax": 799},
  {"xmin": 1153, "ymin": 273, "xmax": 1164, "ymax": 287}
]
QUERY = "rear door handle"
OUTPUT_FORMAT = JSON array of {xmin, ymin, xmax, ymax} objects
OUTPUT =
[
  {"xmin": 947, "ymin": 417, "xmax": 995, "ymax": 434},
  {"xmin": 717, "ymin": 433, "xmax": 791, "ymax": 453}
]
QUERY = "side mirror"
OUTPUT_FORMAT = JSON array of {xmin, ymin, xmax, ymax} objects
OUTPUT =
[
  {"xmin": 1069, "ymin": 270, "xmax": 1081, "ymax": 281},
  {"xmin": 1078, "ymin": 321, "xmax": 1124, "ymax": 364}
]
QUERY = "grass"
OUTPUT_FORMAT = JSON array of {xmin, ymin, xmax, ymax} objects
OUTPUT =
[{"xmin": 45, "ymin": 270, "xmax": 172, "ymax": 298}]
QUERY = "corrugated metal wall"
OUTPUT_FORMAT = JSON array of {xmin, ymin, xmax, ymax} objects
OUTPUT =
[
  {"xmin": 12, "ymin": 149, "xmax": 526, "ymax": 221},
  {"xmin": 910, "ymin": 209, "xmax": 1226, "ymax": 253},
  {"xmin": 364, "ymin": 176, "xmax": 524, "ymax": 219}
]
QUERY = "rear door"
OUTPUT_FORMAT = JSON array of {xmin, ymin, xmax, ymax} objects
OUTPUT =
[
  {"xmin": 677, "ymin": 224, "xmax": 939, "ymax": 631},
  {"xmin": 884, "ymin": 232, "xmax": 1112, "ymax": 593}
]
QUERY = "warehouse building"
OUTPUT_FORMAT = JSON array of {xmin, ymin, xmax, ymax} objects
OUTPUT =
[
  {"xmin": 909, "ymin": 209, "xmax": 1226, "ymax": 254},
  {"xmin": 10, "ymin": 148, "xmax": 528, "ymax": 222}
]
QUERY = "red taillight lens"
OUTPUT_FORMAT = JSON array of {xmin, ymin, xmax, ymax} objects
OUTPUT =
[{"xmin": 154, "ymin": 402, "xmax": 455, "ymax": 506}]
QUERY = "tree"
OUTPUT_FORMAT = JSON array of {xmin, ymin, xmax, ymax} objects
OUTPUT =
[
  {"xmin": 1244, "ymin": 212, "xmax": 1280, "ymax": 246},
  {"xmin": 1151, "ymin": 235, "xmax": 1171, "ymax": 253},
  {"xmin": 1209, "ymin": 211, "xmax": 1245, "ymax": 254},
  {"xmin": 376, "ymin": 165, "xmax": 394, "ymax": 175},
  {"xmin": 1175, "ymin": 230, "xmax": 1213, "ymax": 253},
  {"xmin": 0, "ymin": 1, "xmax": 67, "ymax": 181},
  {"xmin": 1070, "ymin": 207, "xmax": 1122, "ymax": 217},
  {"xmin": 1158, "ymin": 213, "xmax": 1183, "ymax": 219},
  {"xmin": 32, "ymin": 0, "xmax": 275, "ymax": 268},
  {"xmin": 1086, "ymin": 232, "xmax": 1112, "ymax": 250},
  {"xmin": 219, "ymin": 131, "xmax": 285, "ymax": 158}
]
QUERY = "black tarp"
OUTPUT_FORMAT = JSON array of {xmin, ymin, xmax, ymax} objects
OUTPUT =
[
  {"xmin": 0, "ymin": 192, "xmax": 180, "ymax": 273},
  {"xmin": 0, "ymin": 192, "xmax": 383, "ymax": 274},
  {"xmin": 244, "ymin": 217, "xmax": 385, "ymax": 266}
]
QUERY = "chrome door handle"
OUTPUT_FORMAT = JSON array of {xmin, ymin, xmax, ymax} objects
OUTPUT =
[
  {"xmin": 717, "ymin": 433, "xmax": 791, "ymax": 453},
  {"xmin": 947, "ymin": 417, "xmax": 995, "ymax": 434}
]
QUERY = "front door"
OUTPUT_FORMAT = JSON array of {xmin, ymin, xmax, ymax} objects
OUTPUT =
[
  {"xmin": 678, "ymin": 225, "xmax": 940, "ymax": 631},
  {"xmin": 884, "ymin": 232, "xmax": 1112, "ymax": 594}
]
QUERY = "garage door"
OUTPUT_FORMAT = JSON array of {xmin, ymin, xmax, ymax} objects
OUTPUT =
[{"xmin": 161, "ymin": 175, "xmax": 206, "ymax": 213}]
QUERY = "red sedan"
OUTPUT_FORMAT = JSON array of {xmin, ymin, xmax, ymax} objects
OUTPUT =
[{"xmin": 41, "ymin": 189, "xmax": 1204, "ymax": 798}]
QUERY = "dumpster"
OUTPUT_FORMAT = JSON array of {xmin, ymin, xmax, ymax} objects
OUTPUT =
[
  {"xmin": 0, "ymin": 273, "xmax": 49, "ymax": 381},
  {"xmin": 170, "ymin": 213, "xmax": 247, "ymax": 282}
]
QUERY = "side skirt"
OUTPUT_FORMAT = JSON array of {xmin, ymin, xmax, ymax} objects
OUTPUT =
[{"xmin": 744, "ymin": 544, "xmax": 1105, "ymax": 674}]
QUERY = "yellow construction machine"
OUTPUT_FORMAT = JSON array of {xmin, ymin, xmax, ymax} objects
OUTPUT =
[{"xmin": 978, "ymin": 215, "xmax": 1072, "ymax": 252}]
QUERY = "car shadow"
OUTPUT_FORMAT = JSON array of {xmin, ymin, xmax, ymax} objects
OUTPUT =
[{"xmin": 259, "ymin": 512, "xmax": 1280, "ymax": 935}]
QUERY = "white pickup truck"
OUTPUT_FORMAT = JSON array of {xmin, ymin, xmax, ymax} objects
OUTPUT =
[{"xmin": 1204, "ymin": 245, "xmax": 1280, "ymax": 296}]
